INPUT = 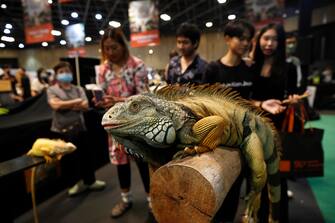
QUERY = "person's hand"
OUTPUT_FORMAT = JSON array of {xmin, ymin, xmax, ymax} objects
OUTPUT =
[
  {"xmin": 261, "ymin": 99, "xmax": 286, "ymax": 114},
  {"xmin": 71, "ymin": 98, "xmax": 86, "ymax": 110},
  {"xmin": 73, "ymin": 98, "xmax": 84, "ymax": 104},
  {"xmin": 288, "ymin": 94, "xmax": 300, "ymax": 104},
  {"xmin": 102, "ymin": 95, "xmax": 116, "ymax": 108},
  {"xmin": 92, "ymin": 96, "xmax": 104, "ymax": 108},
  {"xmin": 242, "ymin": 57, "xmax": 255, "ymax": 67}
]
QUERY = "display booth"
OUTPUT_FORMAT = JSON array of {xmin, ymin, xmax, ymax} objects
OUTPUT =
[{"xmin": 0, "ymin": 91, "xmax": 109, "ymax": 222}]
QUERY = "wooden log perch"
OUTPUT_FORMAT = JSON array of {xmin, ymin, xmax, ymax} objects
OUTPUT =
[{"xmin": 150, "ymin": 147, "xmax": 242, "ymax": 223}]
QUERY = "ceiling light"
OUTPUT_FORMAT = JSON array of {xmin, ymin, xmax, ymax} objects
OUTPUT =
[
  {"xmin": 48, "ymin": 0, "xmax": 53, "ymax": 4},
  {"xmin": 85, "ymin": 36, "xmax": 92, "ymax": 42},
  {"xmin": 1, "ymin": 4, "xmax": 7, "ymax": 9},
  {"xmin": 95, "ymin": 13, "xmax": 102, "ymax": 20},
  {"xmin": 61, "ymin": 19, "xmax": 69, "ymax": 25},
  {"xmin": 42, "ymin": 42, "xmax": 48, "ymax": 47},
  {"xmin": 5, "ymin": 24, "xmax": 12, "ymax": 29},
  {"xmin": 60, "ymin": 40, "xmax": 66, "ymax": 45},
  {"xmin": 160, "ymin": 14, "xmax": 171, "ymax": 21},
  {"xmin": 228, "ymin": 14, "xmax": 236, "ymax": 20},
  {"xmin": 18, "ymin": 43, "xmax": 24, "ymax": 48},
  {"xmin": 1, "ymin": 36, "xmax": 15, "ymax": 42},
  {"xmin": 71, "ymin": 12, "xmax": 78, "ymax": 18},
  {"xmin": 4, "ymin": 29, "xmax": 10, "ymax": 34},
  {"xmin": 109, "ymin": 21, "xmax": 121, "ymax": 28},
  {"xmin": 217, "ymin": 0, "xmax": 227, "ymax": 3},
  {"xmin": 148, "ymin": 49, "xmax": 153, "ymax": 55},
  {"xmin": 51, "ymin": 30, "xmax": 61, "ymax": 36},
  {"xmin": 205, "ymin": 22, "xmax": 213, "ymax": 28},
  {"xmin": 0, "ymin": 43, "xmax": 5, "ymax": 48},
  {"xmin": 99, "ymin": 30, "xmax": 105, "ymax": 35}
]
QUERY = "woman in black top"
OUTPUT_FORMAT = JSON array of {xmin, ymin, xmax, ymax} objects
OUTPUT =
[
  {"xmin": 252, "ymin": 23, "xmax": 299, "ymax": 223},
  {"xmin": 252, "ymin": 23, "xmax": 298, "ymax": 128}
]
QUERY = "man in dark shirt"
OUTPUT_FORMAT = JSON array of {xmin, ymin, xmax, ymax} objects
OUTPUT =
[
  {"xmin": 204, "ymin": 59, "xmax": 255, "ymax": 99},
  {"xmin": 203, "ymin": 20, "xmax": 256, "ymax": 99},
  {"xmin": 166, "ymin": 23, "xmax": 207, "ymax": 84}
]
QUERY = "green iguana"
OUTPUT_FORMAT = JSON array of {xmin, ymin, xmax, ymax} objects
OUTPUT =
[
  {"xmin": 27, "ymin": 138, "xmax": 77, "ymax": 223},
  {"xmin": 101, "ymin": 84, "xmax": 281, "ymax": 223}
]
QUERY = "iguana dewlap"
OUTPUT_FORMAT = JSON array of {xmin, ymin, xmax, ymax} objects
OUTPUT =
[{"xmin": 27, "ymin": 138, "xmax": 77, "ymax": 163}]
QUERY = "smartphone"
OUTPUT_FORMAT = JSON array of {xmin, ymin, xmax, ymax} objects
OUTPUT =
[{"xmin": 93, "ymin": 90, "xmax": 104, "ymax": 102}]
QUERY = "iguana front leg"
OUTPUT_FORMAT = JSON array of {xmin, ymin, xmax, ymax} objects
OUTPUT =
[
  {"xmin": 43, "ymin": 154, "xmax": 54, "ymax": 163},
  {"xmin": 242, "ymin": 132, "xmax": 267, "ymax": 223},
  {"xmin": 186, "ymin": 115, "xmax": 227, "ymax": 154}
]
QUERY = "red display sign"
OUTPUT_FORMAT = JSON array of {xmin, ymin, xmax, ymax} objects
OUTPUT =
[
  {"xmin": 128, "ymin": 0, "xmax": 160, "ymax": 48},
  {"xmin": 21, "ymin": 0, "xmax": 54, "ymax": 44}
]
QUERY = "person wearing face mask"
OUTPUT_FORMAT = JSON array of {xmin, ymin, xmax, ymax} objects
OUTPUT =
[
  {"xmin": 47, "ymin": 61, "xmax": 106, "ymax": 196},
  {"xmin": 286, "ymin": 33, "xmax": 304, "ymax": 91},
  {"xmin": 31, "ymin": 67, "xmax": 50, "ymax": 96},
  {"xmin": 166, "ymin": 22, "xmax": 207, "ymax": 84}
]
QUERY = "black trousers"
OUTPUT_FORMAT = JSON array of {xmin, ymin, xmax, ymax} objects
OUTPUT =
[
  {"xmin": 258, "ymin": 178, "xmax": 289, "ymax": 223},
  {"xmin": 116, "ymin": 159, "xmax": 150, "ymax": 193},
  {"xmin": 53, "ymin": 130, "xmax": 96, "ymax": 186}
]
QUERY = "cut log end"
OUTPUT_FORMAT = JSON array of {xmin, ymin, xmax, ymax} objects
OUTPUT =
[{"xmin": 151, "ymin": 147, "xmax": 241, "ymax": 223}]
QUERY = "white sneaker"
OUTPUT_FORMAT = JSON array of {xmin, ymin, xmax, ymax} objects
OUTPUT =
[
  {"xmin": 88, "ymin": 180, "xmax": 106, "ymax": 191},
  {"xmin": 287, "ymin": 190, "xmax": 294, "ymax": 198},
  {"xmin": 68, "ymin": 181, "xmax": 87, "ymax": 196}
]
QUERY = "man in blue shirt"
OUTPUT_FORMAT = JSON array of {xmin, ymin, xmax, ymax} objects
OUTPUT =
[{"xmin": 166, "ymin": 23, "xmax": 207, "ymax": 84}]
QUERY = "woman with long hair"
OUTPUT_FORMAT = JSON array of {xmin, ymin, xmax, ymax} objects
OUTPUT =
[
  {"xmin": 252, "ymin": 23, "xmax": 300, "ymax": 223},
  {"xmin": 252, "ymin": 23, "xmax": 298, "ymax": 127}
]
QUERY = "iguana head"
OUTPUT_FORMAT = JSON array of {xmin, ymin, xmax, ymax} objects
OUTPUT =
[
  {"xmin": 101, "ymin": 94, "xmax": 189, "ymax": 165},
  {"xmin": 52, "ymin": 139, "xmax": 77, "ymax": 155}
]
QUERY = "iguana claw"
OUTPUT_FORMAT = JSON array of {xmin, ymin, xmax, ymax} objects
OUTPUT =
[
  {"xmin": 243, "ymin": 191, "xmax": 261, "ymax": 223},
  {"xmin": 172, "ymin": 147, "xmax": 197, "ymax": 160},
  {"xmin": 43, "ymin": 155, "xmax": 55, "ymax": 164}
]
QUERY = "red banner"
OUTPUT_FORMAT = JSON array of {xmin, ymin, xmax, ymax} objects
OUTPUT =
[
  {"xmin": 68, "ymin": 47, "xmax": 86, "ymax": 57},
  {"xmin": 25, "ymin": 23, "xmax": 54, "ymax": 44},
  {"xmin": 59, "ymin": 0, "xmax": 73, "ymax": 3},
  {"xmin": 128, "ymin": 0, "xmax": 160, "ymax": 48},
  {"xmin": 130, "ymin": 30, "xmax": 160, "ymax": 48},
  {"xmin": 22, "ymin": 0, "xmax": 54, "ymax": 44}
]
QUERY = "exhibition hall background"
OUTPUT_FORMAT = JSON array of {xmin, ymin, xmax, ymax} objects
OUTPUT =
[{"xmin": 0, "ymin": 4, "xmax": 334, "ymax": 71}]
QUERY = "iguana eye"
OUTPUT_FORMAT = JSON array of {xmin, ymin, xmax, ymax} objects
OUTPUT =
[{"xmin": 129, "ymin": 102, "xmax": 140, "ymax": 112}]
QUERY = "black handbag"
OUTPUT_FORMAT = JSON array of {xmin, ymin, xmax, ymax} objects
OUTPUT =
[{"xmin": 279, "ymin": 102, "xmax": 324, "ymax": 178}]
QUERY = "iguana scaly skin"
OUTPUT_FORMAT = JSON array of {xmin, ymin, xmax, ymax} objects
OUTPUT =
[
  {"xmin": 102, "ymin": 84, "xmax": 281, "ymax": 223},
  {"xmin": 27, "ymin": 138, "xmax": 77, "ymax": 163}
]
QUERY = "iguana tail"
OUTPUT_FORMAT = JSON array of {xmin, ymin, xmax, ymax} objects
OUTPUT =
[
  {"xmin": 266, "ymin": 128, "xmax": 282, "ymax": 223},
  {"xmin": 30, "ymin": 166, "xmax": 40, "ymax": 223}
]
